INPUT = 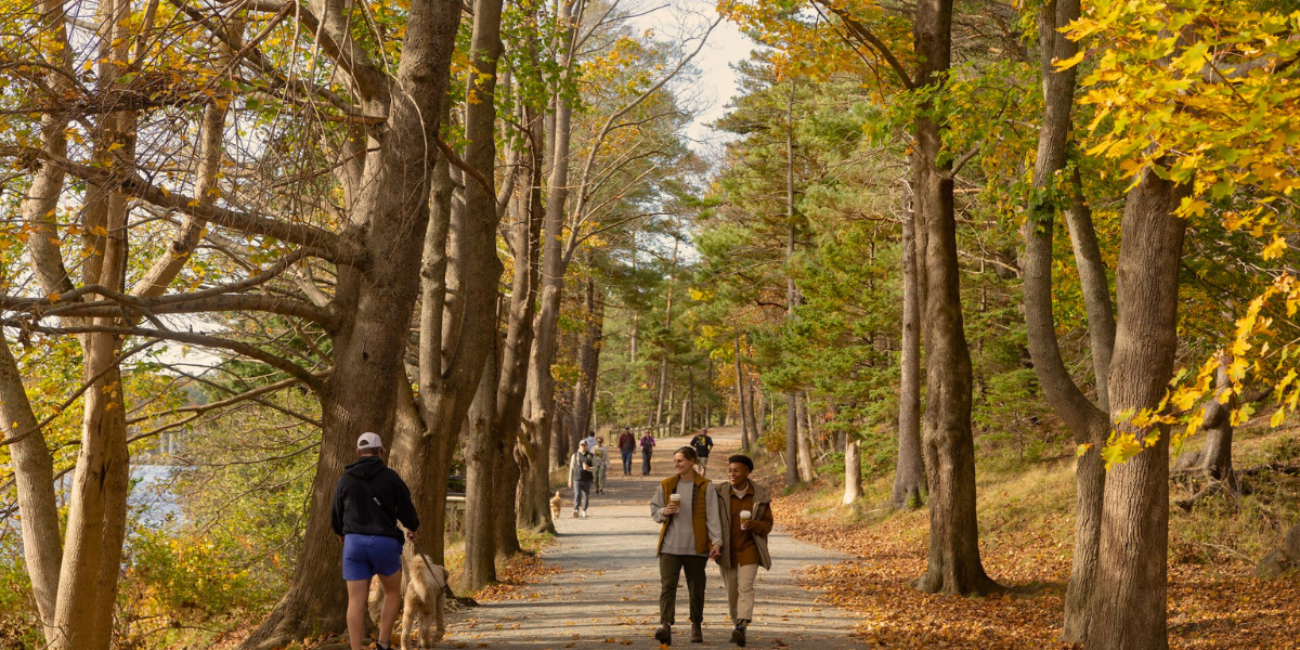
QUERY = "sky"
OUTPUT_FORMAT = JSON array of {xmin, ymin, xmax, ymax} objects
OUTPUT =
[{"xmin": 627, "ymin": 0, "xmax": 757, "ymax": 159}]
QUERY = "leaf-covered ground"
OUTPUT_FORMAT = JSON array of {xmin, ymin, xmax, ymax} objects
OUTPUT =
[{"xmin": 767, "ymin": 432, "xmax": 1300, "ymax": 649}]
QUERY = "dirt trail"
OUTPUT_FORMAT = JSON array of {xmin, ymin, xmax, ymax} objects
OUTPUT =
[{"xmin": 444, "ymin": 428, "xmax": 867, "ymax": 649}]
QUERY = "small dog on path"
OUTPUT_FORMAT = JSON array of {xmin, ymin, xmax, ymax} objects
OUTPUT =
[{"xmin": 550, "ymin": 491, "xmax": 563, "ymax": 519}]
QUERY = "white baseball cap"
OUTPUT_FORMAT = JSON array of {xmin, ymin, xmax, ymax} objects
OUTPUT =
[{"xmin": 357, "ymin": 432, "xmax": 383, "ymax": 450}]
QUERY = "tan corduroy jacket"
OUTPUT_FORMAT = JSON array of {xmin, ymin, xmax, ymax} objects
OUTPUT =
[{"xmin": 713, "ymin": 480, "xmax": 773, "ymax": 570}]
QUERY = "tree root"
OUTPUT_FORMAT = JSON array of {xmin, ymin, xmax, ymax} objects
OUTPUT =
[
  {"xmin": 1238, "ymin": 462, "xmax": 1300, "ymax": 477},
  {"xmin": 1175, "ymin": 478, "xmax": 1237, "ymax": 512}
]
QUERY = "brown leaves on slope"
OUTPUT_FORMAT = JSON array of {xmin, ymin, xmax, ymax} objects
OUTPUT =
[{"xmin": 774, "ymin": 487, "xmax": 1300, "ymax": 650}]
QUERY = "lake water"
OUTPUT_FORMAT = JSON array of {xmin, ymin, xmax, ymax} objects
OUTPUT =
[{"xmin": 2, "ymin": 465, "xmax": 185, "ymax": 545}]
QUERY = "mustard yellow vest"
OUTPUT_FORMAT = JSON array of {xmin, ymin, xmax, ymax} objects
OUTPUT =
[{"xmin": 656, "ymin": 472, "xmax": 711, "ymax": 555}]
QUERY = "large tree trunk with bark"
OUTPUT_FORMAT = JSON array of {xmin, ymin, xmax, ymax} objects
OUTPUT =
[
  {"xmin": 1019, "ymin": 0, "xmax": 1112, "ymax": 638},
  {"xmin": 496, "ymin": 95, "xmax": 547, "ymax": 555},
  {"xmin": 454, "ymin": 0, "xmax": 509, "ymax": 589},
  {"xmin": 1087, "ymin": 169, "xmax": 1189, "ymax": 650},
  {"xmin": 522, "ymin": 0, "xmax": 579, "ymax": 496},
  {"xmin": 240, "ymin": 2, "xmax": 464, "ymax": 646},
  {"xmin": 52, "ymin": 5, "xmax": 136, "ymax": 643},
  {"xmin": 465, "ymin": 346, "xmax": 502, "ymax": 590},
  {"xmin": 892, "ymin": 208, "xmax": 925, "ymax": 510},
  {"xmin": 910, "ymin": 0, "xmax": 999, "ymax": 597},
  {"xmin": 0, "ymin": 337, "xmax": 61, "ymax": 642}
]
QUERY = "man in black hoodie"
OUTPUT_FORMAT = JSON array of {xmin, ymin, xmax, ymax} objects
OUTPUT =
[{"xmin": 331, "ymin": 432, "xmax": 419, "ymax": 650}]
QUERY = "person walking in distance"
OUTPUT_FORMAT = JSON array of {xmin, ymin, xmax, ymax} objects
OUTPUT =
[
  {"xmin": 689, "ymin": 428, "xmax": 715, "ymax": 477},
  {"xmin": 650, "ymin": 447, "xmax": 723, "ymax": 645},
  {"xmin": 331, "ymin": 432, "xmax": 420, "ymax": 650},
  {"xmin": 712, "ymin": 454, "xmax": 773, "ymax": 647},
  {"xmin": 569, "ymin": 440, "xmax": 595, "ymax": 518},
  {"xmin": 640, "ymin": 430, "xmax": 657, "ymax": 476},
  {"xmin": 618, "ymin": 426, "xmax": 637, "ymax": 476},
  {"xmin": 593, "ymin": 436, "xmax": 610, "ymax": 494}
]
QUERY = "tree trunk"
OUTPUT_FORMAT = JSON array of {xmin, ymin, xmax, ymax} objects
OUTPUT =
[
  {"xmin": 705, "ymin": 360, "xmax": 714, "ymax": 428},
  {"xmin": 497, "ymin": 94, "xmax": 547, "ymax": 556},
  {"xmin": 782, "ymin": 78, "xmax": 801, "ymax": 488},
  {"xmin": 1020, "ymin": 0, "xmax": 1111, "ymax": 638},
  {"xmin": 892, "ymin": 205, "xmax": 925, "ymax": 510},
  {"xmin": 1087, "ymin": 169, "xmax": 1189, "ymax": 650},
  {"xmin": 796, "ymin": 393, "xmax": 816, "ymax": 482},
  {"xmin": 734, "ymin": 337, "xmax": 751, "ymax": 452},
  {"xmin": 522, "ymin": 0, "xmax": 578, "ymax": 494},
  {"xmin": 655, "ymin": 360, "xmax": 670, "ymax": 430},
  {"xmin": 240, "ymin": 2, "xmax": 464, "ymax": 646},
  {"xmin": 1197, "ymin": 355, "xmax": 1236, "ymax": 487},
  {"xmin": 53, "ymin": 4, "xmax": 135, "ymax": 642},
  {"xmin": 843, "ymin": 439, "xmax": 863, "ymax": 505},
  {"xmin": 785, "ymin": 394, "xmax": 799, "ymax": 485},
  {"xmin": 910, "ymin": 0, "xmax": 999, "ymax": 597},
  {"xmin": 573, "ymin": 276, "xmax": 603, "ymax": 438},
  {"xmin": 0, "ymin": 337, "xmax": 61, "ymax": 642},
  {"xmin": 465, "ymin": 347, "xmax": 501, "ymax": 590}
]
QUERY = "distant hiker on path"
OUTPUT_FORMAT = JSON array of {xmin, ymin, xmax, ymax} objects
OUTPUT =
[
  {"xmin": 618, "ymin": 427, "xmax": 637, "ymax": 476},
  {"xmin": 331, "ymin": 432, "xmax": 420, "ymax": 650},
  {"xmin": 640, "ymin": 431, "xmax": 657, "ymax": 476},
  {"xmin": 569, "ymin": 440, "xmax": 595, "ymax": 518},
  {"xmin": 712, "ymin": 454, "xmax": 773, "ymax": 647},
  {"xmin": 690, "ymin": 429, "xmax": 715, "ymax": 477},
  {"xmin": 593, "ymin": 437, "xmax": 609, "ymax": 494},
  {"xmin": 650, "ymin": 446, "xmax": 723, "ymax": 645}
]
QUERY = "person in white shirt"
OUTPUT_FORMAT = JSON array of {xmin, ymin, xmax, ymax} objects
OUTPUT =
[{"xmin": 567, "ymin": 441, "xmax": 594, "ymax": 518}]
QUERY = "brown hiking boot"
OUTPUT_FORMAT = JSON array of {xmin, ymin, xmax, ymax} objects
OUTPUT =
[
  {"xmin": 654, "ymin": 625, "xmax": 672, "ymax": 645},
  {"xmin": 690, "ymin": 622, "xmax": 703, "ymax": 643}
]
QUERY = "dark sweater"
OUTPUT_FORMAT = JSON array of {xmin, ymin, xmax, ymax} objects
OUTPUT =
[{"xmin": 330, "ymin": 456, "xmax": 419, "ymax": 542}]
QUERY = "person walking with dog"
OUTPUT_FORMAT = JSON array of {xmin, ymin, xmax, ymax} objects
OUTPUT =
[
  {"xmin": 569, "ymin": 440, "xmax": 595, "ymax": 517},
  {"xmin": 711, "ymin": 454, "xmax": 773, "ymax": 647},
  {"xmin": 618, "ymin": 426, "xmax": 636, "ymax": 476},
  {"xmin": 650, "ymin": 447, "xmax": 723, "ymax": 645},
  {"xmin": 331, "ymin": 432, "xmax": 420, "ymax": 650},
  {"xmin": 640, "ymin": 430, "xmax": 657, "ymax": 476}
]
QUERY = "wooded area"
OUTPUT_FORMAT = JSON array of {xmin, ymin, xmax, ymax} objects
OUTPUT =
[{"xmin": 0, "ymin": 0, "xmax": 1297, "ymax": 649}]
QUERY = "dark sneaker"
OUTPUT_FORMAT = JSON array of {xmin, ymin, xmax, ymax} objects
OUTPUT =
[
  {"xmin": 654, "ymin": 625, "xmax": 672, "ymax": 645},
  {"xmin": 691, "ymin": 622, "xmax": 703, "ymax": 643},
  {"xmin": 731, "ymin": 626, "xmax": 746, "ymax": 647}
]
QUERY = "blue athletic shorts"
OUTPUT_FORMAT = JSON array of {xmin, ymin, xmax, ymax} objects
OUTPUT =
[{"xmin": 342, "ymin": 534, "xmax": 403, "ymax": 581}]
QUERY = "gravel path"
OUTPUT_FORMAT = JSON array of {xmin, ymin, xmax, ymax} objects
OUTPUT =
[{"xmin": 444, "ymin": 428, "xmax": 868, "ymax": 649}]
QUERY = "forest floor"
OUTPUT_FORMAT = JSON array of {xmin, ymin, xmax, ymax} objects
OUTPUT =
[
  {"xmin": 762, "ymin": 425, "xmax": 1300, "ymax": 649},
  {"xmin": 443, "ymin": 429, "xmax": 870, "ymax": 650}
]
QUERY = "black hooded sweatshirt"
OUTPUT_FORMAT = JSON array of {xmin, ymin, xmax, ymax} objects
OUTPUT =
[{"xmin": 330, "ymin": 455, "xmax": 420, "ymax": 542}]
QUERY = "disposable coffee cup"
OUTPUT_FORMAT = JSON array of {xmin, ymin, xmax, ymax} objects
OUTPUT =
[
  {"xmin": 669, "ymin": 494, "xmax": 682, "ymax": 503},
  {"xmin": 740, "ymin": 510, "xmax": 752, "ymax": 520}
]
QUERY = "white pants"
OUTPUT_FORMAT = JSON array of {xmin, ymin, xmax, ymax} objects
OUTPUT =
[{"xmin": 719, "ymin": 563, "xmax": 759, "ymax": 622}]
